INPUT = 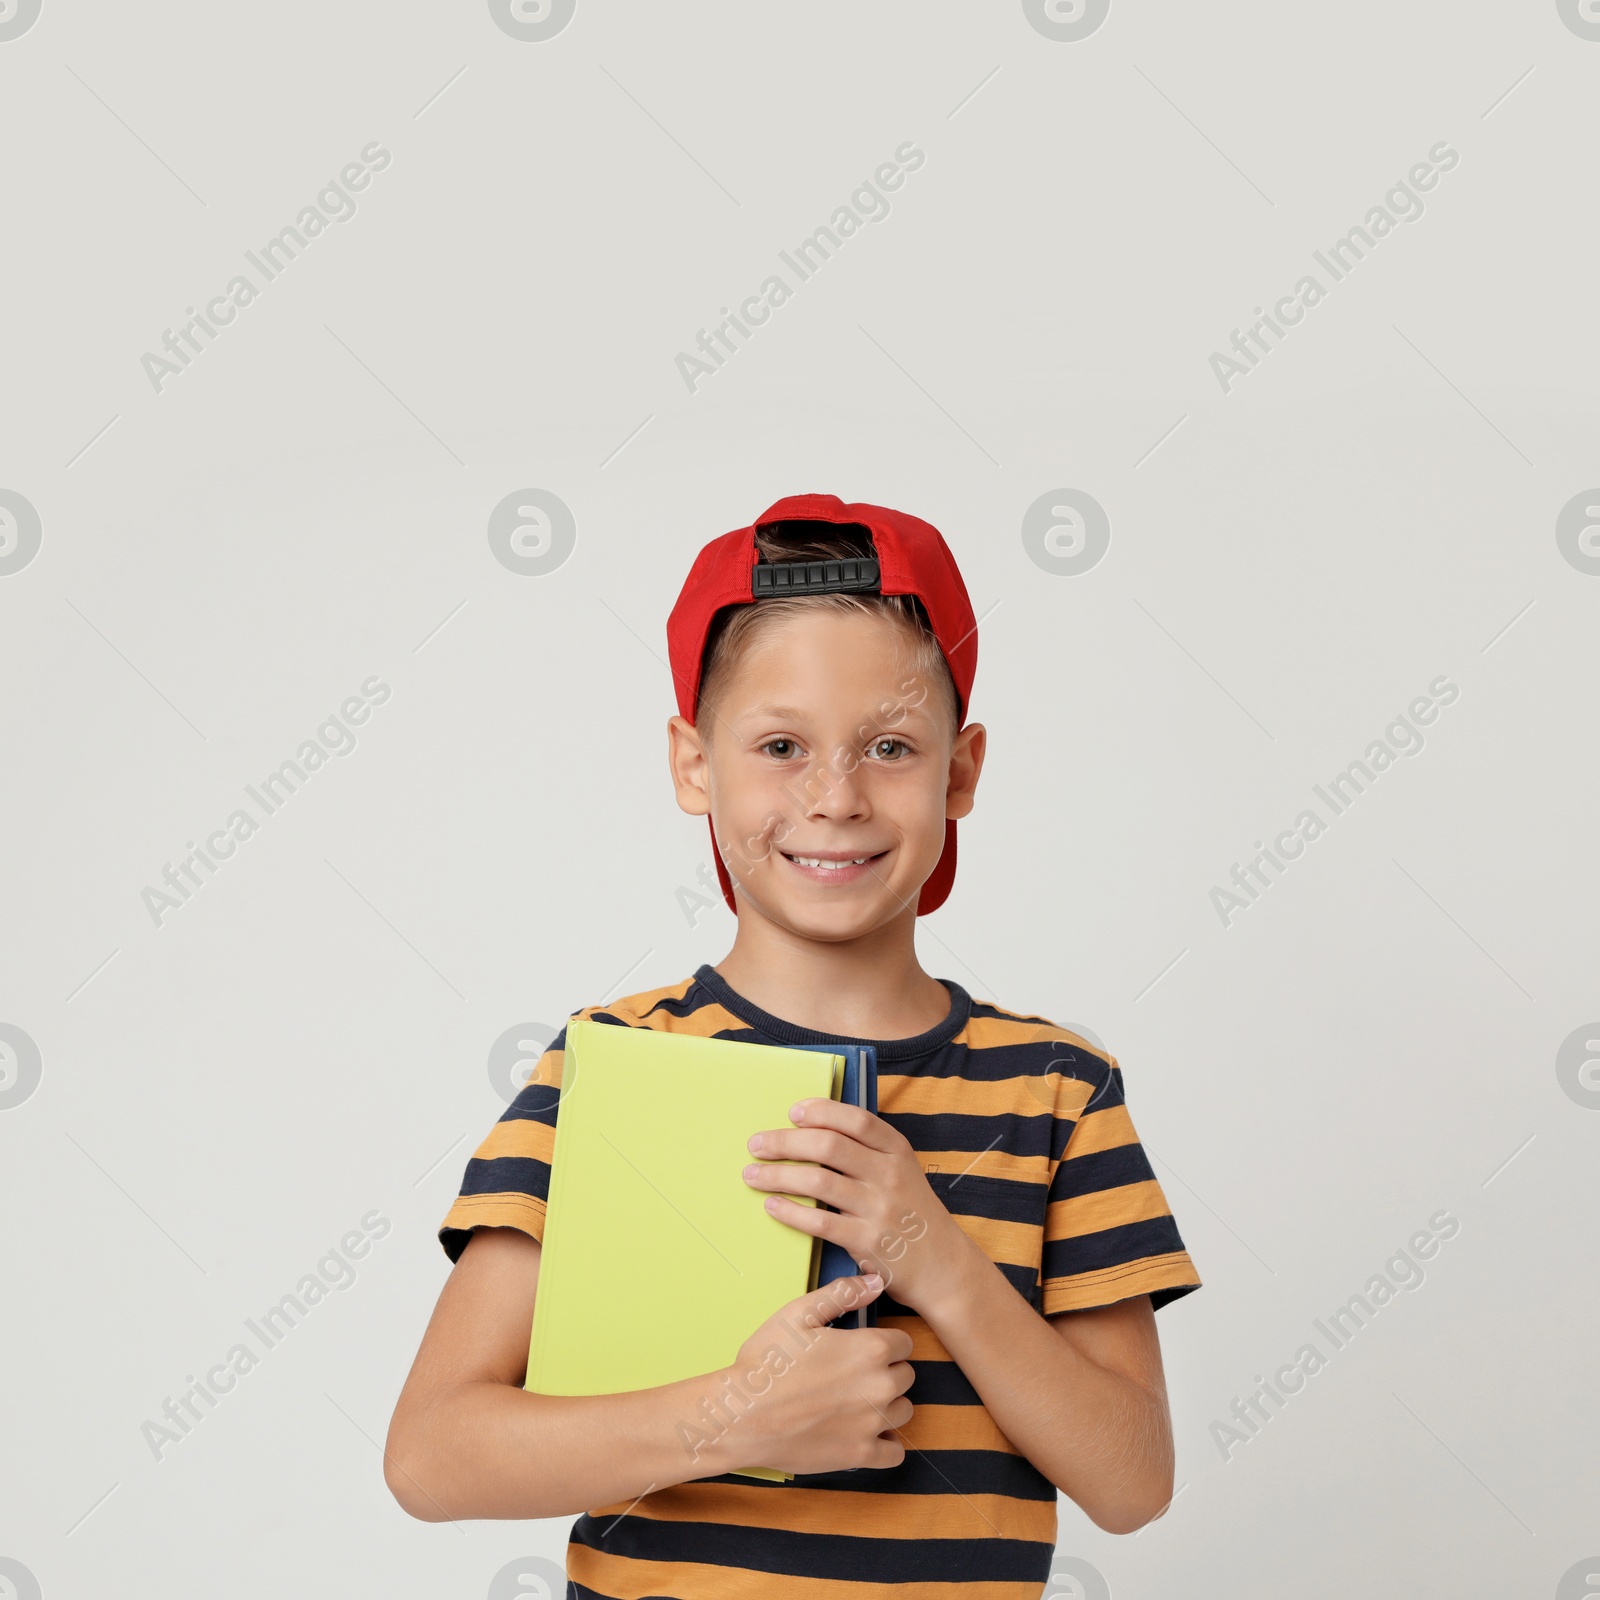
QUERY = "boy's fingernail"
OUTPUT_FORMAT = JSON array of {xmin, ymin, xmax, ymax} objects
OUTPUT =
[
  {"xmin": 743, "ymin": 1164, "xmax": 759, "ymax": 1180},
  {"xmin": 862, "ymin": 1273, "xmax": 883, "ymax": 1290},
  {"xmin": 790, "ymin": 1104, "xmax": 805, "ymax": 1122},
  {"xmin": 748, "ymin": 1134, "xmax": 764, "ymax": 1152}
]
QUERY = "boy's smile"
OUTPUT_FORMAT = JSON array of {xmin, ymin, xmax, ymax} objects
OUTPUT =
[
  {"xmin": 668, "ymin": 608, "xmax": 984, "ymax": 941},
  {"xmin": 777, "ymin": 848, "xmax": 890, "ymax": 884}
]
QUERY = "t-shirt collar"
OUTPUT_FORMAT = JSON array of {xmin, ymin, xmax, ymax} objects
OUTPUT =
[{"xmin": 691, "ymin": 962, "xmax": 971, "ymax": 1061}]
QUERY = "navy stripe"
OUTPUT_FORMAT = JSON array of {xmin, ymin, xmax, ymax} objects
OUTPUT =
[
  {"xmin": 1048, "ymin": 1140, "xmax": 1157, "ymax": 1200},
  {"xmin": 926, "ymin": 1170, "xmax": 1046, "ymax": 1226},
  {"xmin": 967, "ymin": 999, "xmax": 1056, "ymax": 1027},
  {"xmin": 886, "ymin": 1041, "xmax": 1023, "ymax": 1083},
  {"xmin": 904, "ymin": 1358, "xmax": 984, "ymax": 1407},
  {"xmin": 994, "ymin": 1261, "xmax": 1040, "ymax": 1300},
  {"xmin": 1043, "ymin": 1214, "xmax": 1188, "ymax": 1279},
  {"xmin": 497, "ymin": 1090, "xmax": 561, "ymax": 1125},
  {"xmin": 886, "ymin": 1036, "xmax": 1111, "ymax": 1085},
  {"xmin": 704, "ymin": 1025, "xmax": 1060, "ymax": 1092},
  {"xmin": 1048, "ymin": 1114, "xmax": 1075, "ymax": 1163},
  {"xmin": 693, "ymin": 1445, "xmax": 1054, "ymax": 1501},
  {"xmin": 456, "ymin": 1154, "xmax": 550, "ymax": 1201},
  {"xmin": 886, "ymin": 1108, "xmax": 1056, "ymax": 1161},
  {"xmin": 637, "ymin": 986, "xmax": 707, "ymax": 1021},
  {"xmin": 1149, "ymin": 1281, "xmax": 1201, "ymax": 1312}
]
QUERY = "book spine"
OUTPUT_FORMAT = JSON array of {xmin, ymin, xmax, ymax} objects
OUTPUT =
[{"xmin": 862, "ymin": 1046, "xmax": 878, "ymax": 1329}]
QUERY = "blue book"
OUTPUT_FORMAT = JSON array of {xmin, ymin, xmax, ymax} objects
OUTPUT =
[{"xmin": 790, "ymin": 1043, "xmax": 878, "ymax": 1329}]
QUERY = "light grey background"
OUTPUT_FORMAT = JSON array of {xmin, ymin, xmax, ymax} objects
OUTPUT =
[{"xmin": 2, "ymin": 2, "xmax": 1597, "ymax": 1596}]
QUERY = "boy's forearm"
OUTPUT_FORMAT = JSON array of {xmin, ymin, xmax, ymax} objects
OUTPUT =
[
  {"xmin": 388, "ymin": 1364, "xmax": 760, "ymax": 1522},
  {"xmin": 911, "ymin": 1234, "xmax": 1174, "ymax": 1535}
]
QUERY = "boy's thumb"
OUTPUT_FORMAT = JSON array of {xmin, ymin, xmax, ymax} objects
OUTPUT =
[{"xmin": 798, "ymin": 1273, "xmax": 884, "ymax": 1327}]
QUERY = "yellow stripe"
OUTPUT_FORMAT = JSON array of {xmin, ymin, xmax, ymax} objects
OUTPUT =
[
  {"xmin": 947, "ymin": 1212, "xmax": 1043, "ymax": 1273},
  {"xmin": 895, "ymin": 1401, "xmax": 1024, "ymax": 1456},
  {"xmin": 438, "ymin": 1191, "xmax": 546, "ymax": 1242},
  {"xmin": 1060, "ymin": 1101, "xmax": 1139, "ymax": 1157},
  {"xmin": 470, "ymin": 1114, "xmax": 556, "ymax": 1165},
  {"xmin": 570, "ymin": 1546, "xmax": 1052, "ymax": 1600},
  {"xmin": 1046, "ymin": 1176, "xmax": 1172, "ymax": 1240},
  {"xmin": 586, "ymin": 1481, "xmax": 1052, "ymax": 1541},
  {"xmin": 960, "ymin": 1010, "xmax": 1113, "ymax": 1064},
  {"xmin": 875, "ymin": 1312, "xmax": 944, "ymax": 1361},
  {"xmin": 885, "ymin": 1072, "xmax": 1103, "ymax": 1126}
]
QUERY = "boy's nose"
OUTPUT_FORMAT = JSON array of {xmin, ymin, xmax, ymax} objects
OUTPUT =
[{"xmin": 802, "ymin": 752, "xmax": 870, "ymax": 820}]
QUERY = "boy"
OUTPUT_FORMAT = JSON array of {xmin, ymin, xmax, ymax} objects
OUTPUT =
[{"xmin": 385, "ymin": 494, "xmax": 1202, "ymax": 1596}]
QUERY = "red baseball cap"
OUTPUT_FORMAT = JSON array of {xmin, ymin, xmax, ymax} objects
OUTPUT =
[{"xmin": 666, "ymin": 493, "xmax": 978, "ymax": 916}]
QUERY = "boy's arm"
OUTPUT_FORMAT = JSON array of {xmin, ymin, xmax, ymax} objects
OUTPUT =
[
  {"xmin": 384, "ymin": 1226, "xmax": 754, "ymax": 1520},
  {"xmin": 385, "ymin": 1226, "xmax": 911, "ymax": 1521},
  {"xmin": 743, "ymin": 1098, "xmax": 1182, "ymax": 1534},
  {"xmin": 914, "ymin": 1243, "xmax": 1175, "ymax": 1535}
]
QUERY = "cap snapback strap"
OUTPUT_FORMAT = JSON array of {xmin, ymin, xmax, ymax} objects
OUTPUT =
[{"xmin": 751, "ymin": 556, "xmax": 881, "ymax": 597}]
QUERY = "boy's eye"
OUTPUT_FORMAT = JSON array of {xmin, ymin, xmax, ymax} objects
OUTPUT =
[{"xmin": 758, "ymin": 736, "xmax": 910, "ymax": 761}]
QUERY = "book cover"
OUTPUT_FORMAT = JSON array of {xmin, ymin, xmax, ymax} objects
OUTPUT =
[{"xmin": 524, "ymin": 1018, "xmax": 845, "ymax": 1484}]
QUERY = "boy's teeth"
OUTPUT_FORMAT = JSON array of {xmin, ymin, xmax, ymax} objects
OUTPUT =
[{"xmin": 791, "ymin": 855, "xmax": 868, "ymax": 869}]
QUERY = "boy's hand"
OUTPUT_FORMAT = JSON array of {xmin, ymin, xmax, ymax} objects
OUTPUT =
[
  {"xmin": 742, "ymin": 1098, "xmax": 976, "ymax": 1314},
  {"xmin": 718, "ymin": 1274, "xmax": 915, "ymax": 1477}
]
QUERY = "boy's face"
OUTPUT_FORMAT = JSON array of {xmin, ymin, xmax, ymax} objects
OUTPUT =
[{"xmin": 667, "ymin": 609, "xmax": 985, "ymax": 940}]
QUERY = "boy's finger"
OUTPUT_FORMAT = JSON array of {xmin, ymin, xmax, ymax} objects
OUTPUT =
[
  {"xmin": 746, "ymin": 1157, "xmax": 865, "ymax": 1215},
  {"xmin": 786, "ymin": 1097, "xmax": 898, "ymax": 1150},
  {"xmin": 748, "ymin": 1127, "xmax": 873, "ymax": 1178},
  {"xmin": 795, "ymin": 1273, "xmax": 884, "ymax": 1326}
]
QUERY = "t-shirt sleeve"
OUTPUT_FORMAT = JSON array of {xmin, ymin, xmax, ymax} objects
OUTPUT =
[
  {"xmin": 437, "ymin": 1022, "xmax": 570, "ymax": 1265},
  {"xmin": 1039, "ymin": 1045, "xmax": 1202, "ymax": 1316}
]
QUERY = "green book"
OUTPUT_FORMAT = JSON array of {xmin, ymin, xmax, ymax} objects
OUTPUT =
[{"xmin": 524, "ymin": 1018, "xmax": 846, "ymax": 1483}]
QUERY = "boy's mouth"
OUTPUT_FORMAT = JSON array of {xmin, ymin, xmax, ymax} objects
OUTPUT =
[{"xmin": 778, "ymin": 848, "xmax": 888, "ymax": 883}]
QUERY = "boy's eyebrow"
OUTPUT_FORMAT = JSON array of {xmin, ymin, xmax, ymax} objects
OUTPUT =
[
  {"xmin": 743, "ymin": 703, "xmax": 812, "ymax": 722},
  {"xmin": 741, "ymin": 700, "xmax": 934, "ymax": 726}
]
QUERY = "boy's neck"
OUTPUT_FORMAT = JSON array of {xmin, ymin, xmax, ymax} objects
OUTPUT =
[{"xmin": 711, "ymin": 912, "xmax": 951, "ymax": 1041}]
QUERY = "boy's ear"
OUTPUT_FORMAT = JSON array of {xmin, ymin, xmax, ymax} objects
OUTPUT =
[
  {"xmin": 667, "ymin": 715, "xmax": 712, "ymax": 817},
  {"xmin": 945, "ymin": 722, "xmax": 986, "ymax": 822}
]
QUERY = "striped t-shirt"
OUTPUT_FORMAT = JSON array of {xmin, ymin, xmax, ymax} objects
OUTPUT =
[{"xmin": 439, "ymin": 963, "xmax": 1201, "ymax": 1599}]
